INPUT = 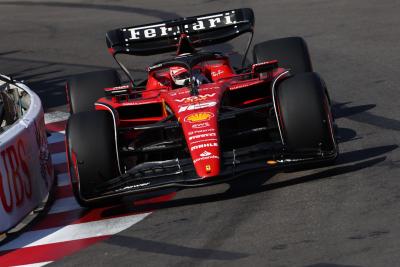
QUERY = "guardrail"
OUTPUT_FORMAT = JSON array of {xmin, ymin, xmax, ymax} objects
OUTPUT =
[{"xmin": 0, "ymin": 76, "xmax": 54, "ymax": 233}]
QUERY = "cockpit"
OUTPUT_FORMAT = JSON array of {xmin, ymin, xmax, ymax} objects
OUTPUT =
[{"xmin": 146, "ymin": 52, "xmax": 235, "ymax": 91}]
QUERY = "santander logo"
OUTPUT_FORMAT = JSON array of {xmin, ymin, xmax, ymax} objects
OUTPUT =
[{"xmin": 200, "ymin": 151, "xmax": 212, "ymax": 157}]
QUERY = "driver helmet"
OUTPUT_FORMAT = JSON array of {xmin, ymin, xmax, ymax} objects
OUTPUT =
[
  {"xmin": 170, "ymin": 67, "xmax": 210, "ymax": 87},
  {"xmin": 170, "ymin": 67, "xmax": 190, "ymax": 86}
]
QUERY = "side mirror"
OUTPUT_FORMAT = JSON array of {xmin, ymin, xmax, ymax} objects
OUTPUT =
[{"xmin": 252, "ymin": 60, "xmax": 278, "ymax": 78}]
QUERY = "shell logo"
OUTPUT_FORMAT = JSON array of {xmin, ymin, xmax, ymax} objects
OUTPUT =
[{"xmin": 184, "ymin": 112, "xmax": 214, "ymax": 123}]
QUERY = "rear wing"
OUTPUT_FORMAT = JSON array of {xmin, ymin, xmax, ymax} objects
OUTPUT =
[{"xmin": 106, "ymin": 8, "xmax": 254, "ymax": 56}]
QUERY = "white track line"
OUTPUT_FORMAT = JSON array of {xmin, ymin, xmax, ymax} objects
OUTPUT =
[
  {"xmin": 14, "ymin": 262, "xmax": 52, "ymax": 267},
  {"xmin": 57, "ymin": 173, "xmax": 70, "ymax": 187},
  {"xmin": 51, "ymin": 152, "xmax": 66, "ymax": 165},
  {"xmin": 48, "ymin": 197, "xmax": 81, "ymax": 215},
  {"xmin": 0, "ymin": 213, "xmax": 149, "ymax": 251}
]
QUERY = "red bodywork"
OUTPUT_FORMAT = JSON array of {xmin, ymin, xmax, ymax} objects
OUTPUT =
[{"xmin": 95, "ymin": 56, "xmax": 286, "ymax": 179}]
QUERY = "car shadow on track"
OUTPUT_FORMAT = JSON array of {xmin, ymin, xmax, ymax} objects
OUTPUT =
[
  {"xmin": 101, "ymin": 144, "xmax": 398, "ymax": 217},
  {"xmin": 332, "ymin": 101, "xmax": 400, "ymax": 131},
  {"xmin": 104, "ymin": 235, "xmax": 249, "ymax": 260},
  {"xmin": 332, "ymin": 101, "xmax": 376, "ymax": 119},
  {"xmin": 336, "ymin": 127, "xmax": 359, "ymax": 143}
]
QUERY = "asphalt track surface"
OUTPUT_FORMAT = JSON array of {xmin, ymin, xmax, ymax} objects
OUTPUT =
[{"xmin": 0, "ymin": 0, "xmax": 400, "ymax": 266}]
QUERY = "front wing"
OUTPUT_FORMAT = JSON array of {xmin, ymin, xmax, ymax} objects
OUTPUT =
[{"xmin": 85, "ymin": 142, "xmax": 338, "ymax": 202}]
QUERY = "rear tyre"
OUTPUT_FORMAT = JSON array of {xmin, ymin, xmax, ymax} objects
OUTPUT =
[
  {"xmin": 67, "ymin": 69, "xmax": 121, "ymax": 114},
  {"xmin": 275, "ymin": 72, "xmax": 336, "ymax": 153},
  {"xmin": 253, "ymin": 37, "xmax": 312, "ymax": 75},
  {"xmin": 66, "ymin": 110, "xmax": 121, "ymax": 207}
]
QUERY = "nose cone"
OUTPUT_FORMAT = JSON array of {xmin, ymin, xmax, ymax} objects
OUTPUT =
[
  {"xmin": 182, "ymin": 112, "xmax": 221, "ymax": 178},
  {"xmin": 180, "ymin": 103, "xmax": 222, "ymax": 178},
  {"xmin": 163, "ymin": 86, "xmax": 222, "ymax": 179},
  {"xmin": 191, "ymin": 144, "xmax": 221, "ymax": 178}
]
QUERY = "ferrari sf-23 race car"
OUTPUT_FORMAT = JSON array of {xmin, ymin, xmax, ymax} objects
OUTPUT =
[{"xmin": 66, "ymin": 8, "xmax": 338, "ymax": 207}]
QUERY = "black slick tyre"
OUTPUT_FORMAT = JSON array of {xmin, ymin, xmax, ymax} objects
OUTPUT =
[
  {"xmin": 275, "ymin": 72, "xmax": 336, "ymax": 153},
  {"xmin": 66, "ymin": 69, "xmax": 121, "ymax": 114},
  {"xmin": 66, "ymin": 110, "xmax": 120, "ymax": 207},
  {"xmin": 253, "ymin": 37, "xmax": 312, "ymax": 75}
]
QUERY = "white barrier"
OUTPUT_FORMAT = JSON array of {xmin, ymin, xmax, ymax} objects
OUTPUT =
[{"xmin": 0, "ymin": 79, "xmax": 54, "ymax": 233}]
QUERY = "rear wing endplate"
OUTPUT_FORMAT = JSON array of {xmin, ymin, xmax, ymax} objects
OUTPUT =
[{"xmin": 106, "ymin": 8, "xmax": 254, "ymax": 56}]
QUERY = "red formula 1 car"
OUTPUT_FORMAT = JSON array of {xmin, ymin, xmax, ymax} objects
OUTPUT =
[{"xmin": 66, "ymin": 8, "xmax": 338, "ymax": 207}]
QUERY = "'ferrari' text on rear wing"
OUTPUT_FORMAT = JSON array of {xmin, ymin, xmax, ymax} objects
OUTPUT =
[{"xmin": 106, "ymin": 8, "xmax": 254, "ymax": 56}]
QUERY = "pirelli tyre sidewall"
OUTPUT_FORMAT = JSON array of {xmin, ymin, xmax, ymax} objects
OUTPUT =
[
  {"xmin": 66, "ymin": 110, "xmax": 120, "ymax": 207},
  {"xmin": 275, "ymin": 72, "xmax": 336, "ymax": 153},
  {"xmin": 66, "ymin": 69, "xmax": 121, "ymax": 114}
]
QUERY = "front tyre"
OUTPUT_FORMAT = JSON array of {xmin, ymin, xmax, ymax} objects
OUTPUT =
[
  {"xmin": 275, "ymin": 72, "xmax": 337, "ymax": 153},
  {"xmin": 66, "ymin": 110, "xmax": 121, "ymax": 207}
]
